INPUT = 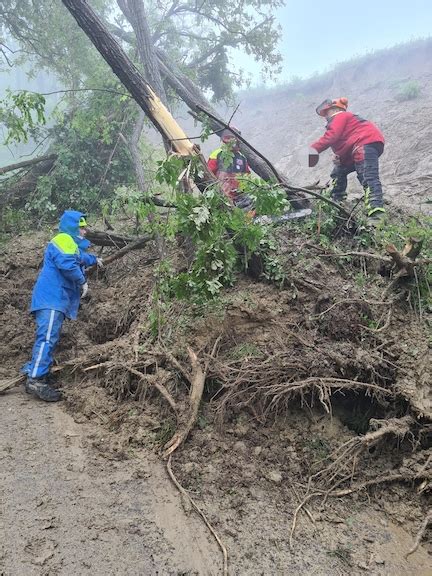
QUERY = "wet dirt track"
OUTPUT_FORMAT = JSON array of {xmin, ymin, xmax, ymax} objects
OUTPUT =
[{"xmin": 0, "ymin": 387, "xmax": 219, "ymax": 576}]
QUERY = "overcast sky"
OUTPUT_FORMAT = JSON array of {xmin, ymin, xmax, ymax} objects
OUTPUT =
[{"xmin": 265, "ymin": 0, "xmax": 432, "ymax": 80}]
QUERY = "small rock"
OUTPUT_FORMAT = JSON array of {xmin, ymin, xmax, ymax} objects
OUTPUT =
[
  {"xmin": 374, "ymin": 557, "xmax": 385, "ymax": 565},
  {"xmin": 357, "ymin": 562, "xmax": 368, "ymax": 570},
  {"xmin": 267, "ymin": 470, "xmax": 283, "ymax": 483},
  {"xmin": 233, "ymin": 441, "xmax": 247, "ymax": 454},
  {"xmin": 235, "ymin": 424, "xmax": 249, "ymax": 437},
  {"xmin": 183, "ymin": 462, "xmax": 195, "ymax": 474},
  {"xmin": 253, "ymin": 446, "xmax": 262, "ymax": 456}
]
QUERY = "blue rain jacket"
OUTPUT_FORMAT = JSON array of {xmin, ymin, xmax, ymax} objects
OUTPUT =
[{"xmin": 30, "ymin": 210, "xmax": 97, "ymax": 320}]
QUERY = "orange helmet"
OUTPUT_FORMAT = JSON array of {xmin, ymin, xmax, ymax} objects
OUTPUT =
[{"xmin": 316, "ymin": 97, "xmax": 348, "ymax": 117}]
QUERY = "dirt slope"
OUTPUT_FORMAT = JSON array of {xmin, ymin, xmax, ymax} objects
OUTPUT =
[
  {"xmin": 243, "ymin": 40, "xmax": 432, "ymax": 212},
  {"xmin": 183, "ymin": 39, "xmax": 432, "ymax": 214}
]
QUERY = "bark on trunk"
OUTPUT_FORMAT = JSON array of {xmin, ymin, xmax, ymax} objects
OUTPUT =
[
  {"xmin": 61, "ymin": 0, "xmax": 197, "ymax": 158},
  {"xmin": 0, "ymin": 155, "xmax": 57, "ymax": 208},
  {"xmin": 0, "ymin": 154, "xmax": 57, "ymax": 176},
  {"xmin": 122, "ymin": 0, "xmax": 168, "ymax": 107}
]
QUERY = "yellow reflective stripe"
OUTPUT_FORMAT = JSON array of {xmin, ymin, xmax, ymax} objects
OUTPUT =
[
  {"xmin": 51, "ymin": 233, "xmax": 79, "ymax": 255},
  {"xmin": 209, "ymin": 147, "xmax": 222, "ymax": 159}
]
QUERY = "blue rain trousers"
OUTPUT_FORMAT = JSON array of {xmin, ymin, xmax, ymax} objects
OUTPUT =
[{"xmin": 23, "ymin": 309, "xmax": 65, "ymax": 379}]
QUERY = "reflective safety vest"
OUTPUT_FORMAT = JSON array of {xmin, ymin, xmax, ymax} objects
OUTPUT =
[{"xmin": 208, "ymin": 147, "xmax": 250, "ymax": 201}]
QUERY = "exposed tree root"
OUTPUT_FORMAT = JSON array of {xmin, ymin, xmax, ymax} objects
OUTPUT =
[
  {"xmin": 166, "ymin": 454, "xmax": 228, "ymax": 575},
  {"xmin": 163, "ymin": 347, "xmax": 205, "ymax": 457},
  {"xmin": 289, "ymin": 491, "xmax": 321, "ymax": 549},
  {"xmin": 125, "ymin": 366, "xmax": 177, "ymax": 413},
  {"xmin": 311, "ymin": 416, "xmax": 414, "ymax": 490},
  {"xmin": 289, "ymin": 469, "xmax": 432, "ymax": 547},
  {"xmin": 329, "ymin": 470, "xmax": 432, "ymax": 497},
  {"xmin": 163, "ymin": 339, "xmax": 220, "ymax": 458},
  {"xmin": 405, "ymin": 509, "xmax": 432, "ymax": 558},
  {"xmin": 210, "ymin": 349, "xmax": 395, "ymax": 422}
]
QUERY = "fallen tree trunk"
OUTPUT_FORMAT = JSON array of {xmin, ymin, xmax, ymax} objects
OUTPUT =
[
  {"xmin": 86, "ymin": 230, "xmax": 152, "ymax": 248},
  {"xmin": 0, "ymin": 155, "xmax": 57, "ymax": 208},
  {"xmin": 0, "ymin": 154, "xmax": 57, "ymax": 176}
]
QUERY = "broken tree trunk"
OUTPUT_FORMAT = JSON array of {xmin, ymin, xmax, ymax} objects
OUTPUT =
[
  {"xmin": 387, "ymin": 237, "xmax": 424, "ymax": 277},
  {"xmin": 106, "ymin": 21, "xmax": 307, "ymax": 206},
  {"xmin": 155, "ymin": 49, "xmax": 305, "ymax": 206},
  {"xmin": 61, "ymin": 0, "xmax": 216, "ymax": 188}
]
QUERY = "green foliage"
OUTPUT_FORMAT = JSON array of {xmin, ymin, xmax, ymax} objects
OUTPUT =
[
  {"xmin": 153, "ymin": 155, "xmax": 287, "ymax": 303},
  {"xmin": 218, "ymin": 142, "xmax": 235, "ymax": 171},
  {"xmin": 196, "ymin": 113, "xmax": 216, "ymax": 142},
  {"xmin": 0, "ymin": 207, "xmax": 28, "ymax": 236},
  {"xmin": 395, "ymin": 80, "xmax": 421, "ymax": 102},
  {"xmin": 143, "ymin": 0, "xmax": 284, "ymax": 97},
  {"xmin": 294, "ymin": 189, "xmax": 339, "ymax": 246},
  {"xmin": 156, "ymin": 155, "xmax": 188, "ymax": 188},
  {"xmin": 29, "ymin": 110, "xmax": 134, "ymax": 217},
  {"xmin": 2, "ymin": 0, "xmax": 283, "ymax": 102},
  {"xmin": 0, "ymin": 90, "xmax": 46, "ymax": 144},
  {"xmin": 0, "ymin": 0, "xmax": 112, "ymax": 85},
  {"xmin": 242, "ymin": 178, "xmax": 288, "ymax": 217}
]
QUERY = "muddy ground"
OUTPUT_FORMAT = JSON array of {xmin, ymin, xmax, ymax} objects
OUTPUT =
[{"xmin": 1, "ymin": 228, "xmax": 431, "ymax": 575}]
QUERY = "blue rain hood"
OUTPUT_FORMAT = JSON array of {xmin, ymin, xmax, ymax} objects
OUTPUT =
[{"xmin": 58, "ymin": 210, "xmax": 86, "ymax": 240}]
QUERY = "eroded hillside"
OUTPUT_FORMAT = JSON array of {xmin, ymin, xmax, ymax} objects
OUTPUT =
[{"xmin": 217, "ymin": 39, "xmax": 432, "ymax": 213}]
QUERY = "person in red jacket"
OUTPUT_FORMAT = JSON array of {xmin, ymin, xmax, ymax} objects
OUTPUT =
[
  {"xmin": 208, "ymin": 128, "xmax": 254, "ymax": 212},
  {"xmin": 309, "ymin": 97, "xmax": 385, "ymax": 222}
]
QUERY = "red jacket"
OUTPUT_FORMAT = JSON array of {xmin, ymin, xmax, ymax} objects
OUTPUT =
[
  {"xmin": 311, "ymin": 111, "xmax": 384, "ymax": 164},
  {"xmin": 208, "ymin": 147, "xmax": 250, "ymax": 201}
]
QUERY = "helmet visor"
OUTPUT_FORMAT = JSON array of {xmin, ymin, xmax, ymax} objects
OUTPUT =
[{"xmin": 316, "ymin": 99, "xmax": 333, "ymax": 116}]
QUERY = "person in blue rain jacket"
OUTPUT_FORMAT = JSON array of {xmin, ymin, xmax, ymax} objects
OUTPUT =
[{"xmin": 22, "ymin": 210, "xmax": 103, "ymax": 401}]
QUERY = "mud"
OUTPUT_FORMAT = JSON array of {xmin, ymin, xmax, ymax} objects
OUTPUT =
[
  {"xmin": 0, "ymin": 387, "xmax": 220, "ymax": 575},
  {"xmin": 1, "ymin": 225, "xmax": 431, "ymax": 575}
]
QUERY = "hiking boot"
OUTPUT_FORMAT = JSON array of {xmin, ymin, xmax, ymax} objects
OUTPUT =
[
  {"xmin": 367, "ymin": 207, "xmax": 386, "ymax": 228},
  {"xmin": 25, "ymin": 377, "xmax": 62, "ymax": 402}
]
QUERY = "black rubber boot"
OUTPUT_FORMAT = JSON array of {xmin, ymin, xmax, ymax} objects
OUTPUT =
[{"xmin": 25, "ymin": 377, "xmax": 62, "ymax": 402}]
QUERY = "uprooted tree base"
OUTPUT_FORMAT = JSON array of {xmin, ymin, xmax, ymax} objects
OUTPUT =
[{"xmin": 0, "ymin": 223, "xmax": 431, "ymax": 572}]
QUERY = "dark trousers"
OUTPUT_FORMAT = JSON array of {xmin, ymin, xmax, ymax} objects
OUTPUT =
[{"xmin": 330, "ymin": 143, "xmax": 384, "ymax": 212}]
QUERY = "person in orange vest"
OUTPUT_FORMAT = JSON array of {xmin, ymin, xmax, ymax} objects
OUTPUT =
[
  {"xmin": 308, "ymin": 97, "xmax": 385, "ymax": 223},
  {"xmin": 208, "ymin": 128, "xmax": 254, "ymax": 213}
]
